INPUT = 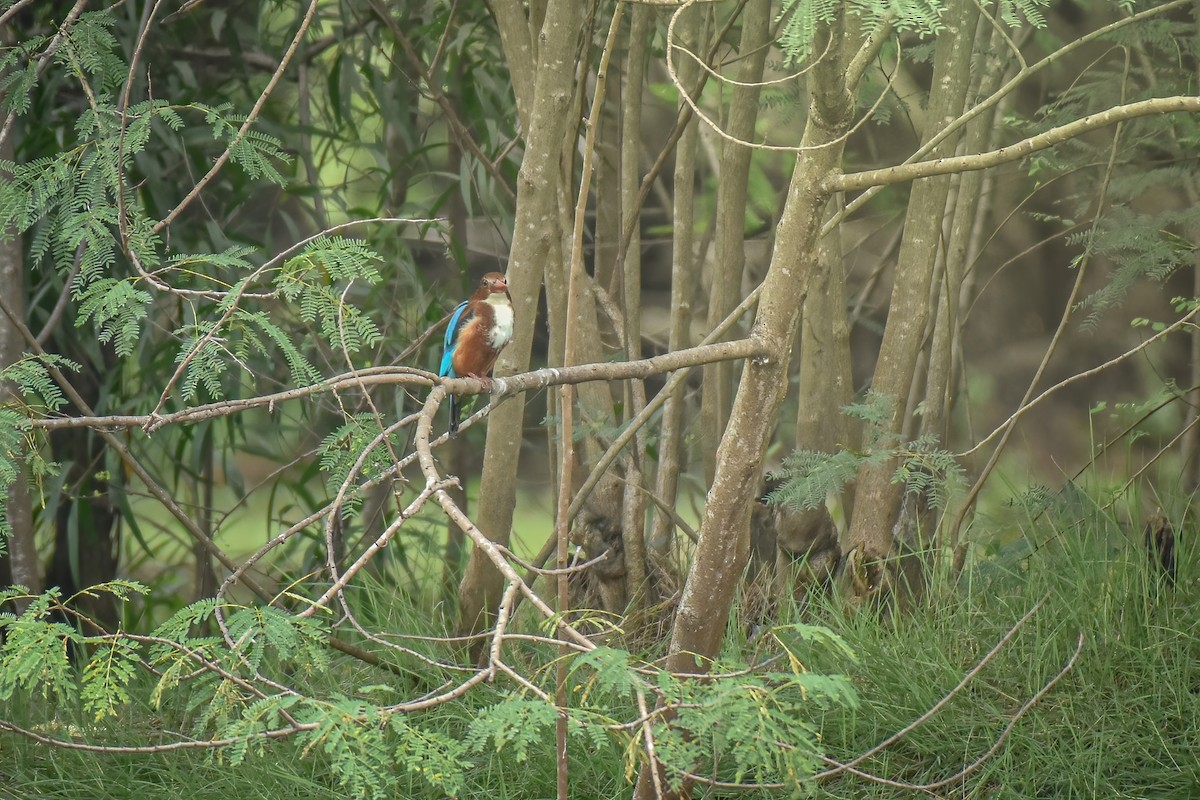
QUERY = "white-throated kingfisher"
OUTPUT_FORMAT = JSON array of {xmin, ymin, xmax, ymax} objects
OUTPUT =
[{"xmin": 439, "ymin": 272, "xmax": 514, "ymax": 434}]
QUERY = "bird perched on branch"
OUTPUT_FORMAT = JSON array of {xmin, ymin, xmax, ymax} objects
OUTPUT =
[{"xmin": 439, "ymin": 272, "xmax": 514, "ymax": 434}]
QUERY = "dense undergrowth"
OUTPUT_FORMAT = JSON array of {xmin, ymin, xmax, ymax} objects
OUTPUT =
[{"xmin": 3, "ymin": 498, "xmax": 1198, "ymax": 800}]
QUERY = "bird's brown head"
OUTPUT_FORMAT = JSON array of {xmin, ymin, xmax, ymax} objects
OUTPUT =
[
  {"xmin": 479, "ymin": 272, "xmax": 508, "ymax": 294},
  {"xmin": 477, "ymin": 272, "xmax": 511, "ymax": 303}
]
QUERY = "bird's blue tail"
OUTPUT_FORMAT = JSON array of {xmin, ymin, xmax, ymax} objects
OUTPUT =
[{"xmin": 448, "ymin": 395, "xmax": 460, "ymax": 436}]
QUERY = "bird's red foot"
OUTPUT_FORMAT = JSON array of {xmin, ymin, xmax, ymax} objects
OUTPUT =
[{"xmin": 467, "ymin": 373, "xmax": 494, "ymax": 390}]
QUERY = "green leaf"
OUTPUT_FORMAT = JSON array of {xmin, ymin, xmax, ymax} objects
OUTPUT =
[
  {"xmin": 81, "ymin": 636, "xmax": 141, "ymax": 720},
  {"xmin": 466, "ymin": 697, "xmax": 560, "ymax": 763},
  {"xmin": 0, "ymin": 590, "xmax": 82, "ymax": 705}
]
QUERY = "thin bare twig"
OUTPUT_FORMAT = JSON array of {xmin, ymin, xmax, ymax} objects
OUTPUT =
[
  {"xmin": 412, "ymin": 386, "xmax": 596, "ymax": 653},
  {"xmin": 821, "ymin": 0, "xmax": 1191, "ymax": 232},
  {"xmin": 666, "ymin": 0, "xmax": 897, "ymax": 154},
  {"xmin": 0, "ymin": 0, "xmax": 88, "ymax": 154},
  {"xmin": 300, "ymin": 478, "xmax": 454, "ymax": 618},
  {"xmin": 0, "ymin": 718, "xmax": 308, "ymax": 754},
  {"xmin": 34, "ymin": 242, "xmax": 83, "ymax": 345},
  {"xmin": 0, "ymin": 0, "xmax": 38, "ymax": 28},
  {"xmin": 154, "ymin": 0, "xmax": 320, "ymax": 232},
  {"xmin": 677, "ymin": 599, "xmax": 1074, "ymax": 794},
  {"xmin": 814, "ymin": 594, "xmax": 1049, "ymax": 780},
  {"xmin": 115, "ymin": 0, "xmax": 164, "ymax": 253},
  {"xmin": 365, "ymin": 0, "xmax": 516, "ymax": 202}
]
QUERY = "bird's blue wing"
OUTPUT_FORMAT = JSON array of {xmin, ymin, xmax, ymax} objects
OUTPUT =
[{"xmin": 439, "ymin": 301, "xmax": 472, "ymax": 377}]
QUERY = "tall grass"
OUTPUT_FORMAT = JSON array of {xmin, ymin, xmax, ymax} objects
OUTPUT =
[
  {"xmin": 803, "ymin": 497, "xmax": 1200, "ymax": 798},
  {"xmin": 4, "ymin": 497, "xmax": 1199, "ymax": 799}
]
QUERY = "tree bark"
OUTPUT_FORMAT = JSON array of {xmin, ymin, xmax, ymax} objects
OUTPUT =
[
  {"xmin": 619, "ymin": 7, "xmax": 652, "ymax": 604},
  {"xmin": 0, "ymin": 221, "xmax": 37, "ymax": 596},
  {"xmin": 1178, "ymin": 3, "xmax": 1200, "ymax": 491},
  {"xmin": 698, "ymin": 0, "xmax": 770, "ymax": 486},
  {"xmin": 844, "ymin": 0, "xmax": 980, "ymax": 588},
  {"xmin": 921, "ymin": 15, "xmax": 1012, "ymax": 445},
  {"xmin": 635, "ymin": 10, "xmax": 862, "ymax": 797},
  {"xmin": 784, "ymin": 197, "xmax": 855, "ymax": 591},
  {"xmin": 488, "ymin": 0, "xmax": 538, "ymax": 130},
  {"xmin": 648, "ymin": 9, "xmax": 702, "ymax": 558},
  {"xmin": 918, "ymin": 16, "xmax": 1013, "ymax": 551},
  {"xmin": 458, "ymin": 0, "xmax": 584, "ymax": 648},
  {"xmin": 0, "ymin": 57, "xmax": 37, "ymax": 595}
]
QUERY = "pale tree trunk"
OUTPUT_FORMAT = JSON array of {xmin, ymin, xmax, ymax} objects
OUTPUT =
[
  {"xmin": 0, "ymin": 67, "xmax": 38, "ymax": 595},
  {"xmin": 489, "ymin": 0, "xmax": 538, "ymax": 127},
  {"xmin": 796, "ymin": 212, "xmax": 856, "ymax": 454},
  {"xmin": 919, "ymin": 16, "xmax": 1013, "ymax": 550},
  {"xmin": 843, "ymin": 0, "xmax": 980, "ymax": 594},
  {"xmin": 697, "ymin": 0, "xmax": 770, "ymax": 486},
  {"xmin": 920, "ymin": 8, "xmax": 1016, "ymax": 440},
  {"xmin": 457, "ymin": 0, "xmax": 584, "ymax": 646},
  {"xmin": 0, "ymin": 229, "xmax": 36, "ymax": 596},
  {"xmin": 781, "ymin": 198, "xmax": 856, "ymax": 594},
  {"xmin": 647, "ymin": 9, "xmax": 702, "ymax": 558},
  {"xmin": 593, "ymin": 41, "xmax": 622, "ymax": 296},
  {"xmin": 635, "ymin": 10, "xmax": 873, "ymax": 797},
  {"xmin": 545, "ymin": 43, "xmax": 630, "ymax": 611},
  {"xmin": 619, "ymin": 7, "xmax": 652, "ymax": 606},
  {"xmin": 547, "ymin": 263, "xmax": 628, "ymax": 614}
]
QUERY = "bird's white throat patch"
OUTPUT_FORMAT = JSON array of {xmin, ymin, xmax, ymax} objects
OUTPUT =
[{"xmin": 486, "ymin": 294, "xmax": 514, "ymax": 350}]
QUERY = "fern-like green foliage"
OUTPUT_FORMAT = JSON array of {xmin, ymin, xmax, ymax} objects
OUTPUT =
[
  {"xmin": 173, "ymin": 308, "xmax": 326, "ymax": 403},
  {"xmin": 0, "ymin": 7, "xmax": 301, "ymax": 378},
  {"xmin": 75, "ymin": 278, "xmax": 153, "ymax": 356},
  {"xmin": 0, "ymin": 9, "xmax": 472, "ymax": 798},
  {"xmin": 648, "ymin": 625, "xmax": 856, "ymax": 790},
  {"xmin": 81, "ymin": 637, "xmax": 141, "ymax": 721},
  {"xmin": 0, "ymin": 581, "xmax": 147, "ymax": 713},
  {"xmin": 0, "ymin": 409, "xmax": 28, "ymax": 547},
  {"xmin": 776, "ymin": 0, "xmax": 841, "ymax": 64},
  {"xmin": 466, "ymin": 697, "xmax": 564, "ymax": 764},
  {"xmin": 57, "ymin": 11, "xmax": 127, "ymax": 93},
  {"xmin": 0, "ymin": 355, "xmax": 78, "ymax": 541},
  {"xmin": 217, "ymin": 694, "xmax": 472, "ymax": 798},
  {"xmin": 203, "ymin": 104, "xmax": 292, "ymax": 185},
  {"xmin": 298, "ymin": 699, "xmax": 396, "ymax": 800},
  {"xmin": 893, "ymin": 432, "xmax": 968, "ymax": 511},
  {"xmin": 153, "ymin": 234, "xmax": 387, "ymax": 407},
  {"xmin": 0, "ymin": 5, "xmax": 402, "ymax": 560},
  {"xmin": 570, "ymin": 646, "xmax": 640, "ymax": 703},
  {"xmin": 486, "ymin": 629, "xmax": 860, "ymax": 792},
  {"xmin": 0, "ymin": 588, "xmax": 82, "ymax": 705},
  {"xmin": 1, "ymin": 354, "xmax": 78, "ymax": 414},
  {"xmin": 1004, "ymin": 11, "xmax": 1200, "ymax": 333},
  {"xmin": 1073, "ymin": 207, "xmax": 1196, "ymax": 329},
  {"xmin": 996, "ymin": 0, "xmax": 1049, "ymax": 28},
  {"xmin": 389, "ymin": 716, "xmax": 473, "ymax": 797},
  {"xmin": 147, "ymin": 598, "xmax": 227, "ymax": 710},
  {"xmin": 771, "ymin": 392, "xmax": 965, "ymax": 515},
  {"xmin": 223, "ymin": 604, "xmax": 331, "ymax": 676},
  {"xmin": 0, "ymin": 34, "xmax": 46, "ymax": 117},
  {"xmin": 2, "ymin": 584, "xmax": 473, "ymax": 798},
  {"xmin": 318, "ymin": 413, "xmax": 406, "ymax": 496},
  {"xmin": 771, "ymin": 447, "xmax": 868, "ymax": 512},
  {"xmin": 0, "ymin": 565, "xmax": 855, "ymax": 797},
  {"xmin": 776, "ymin": 0, "xmax": 947, "ymax": 65},
  {"xmin": 276, "ymin": 236, "xmax": 385, "ymax": 355}
]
